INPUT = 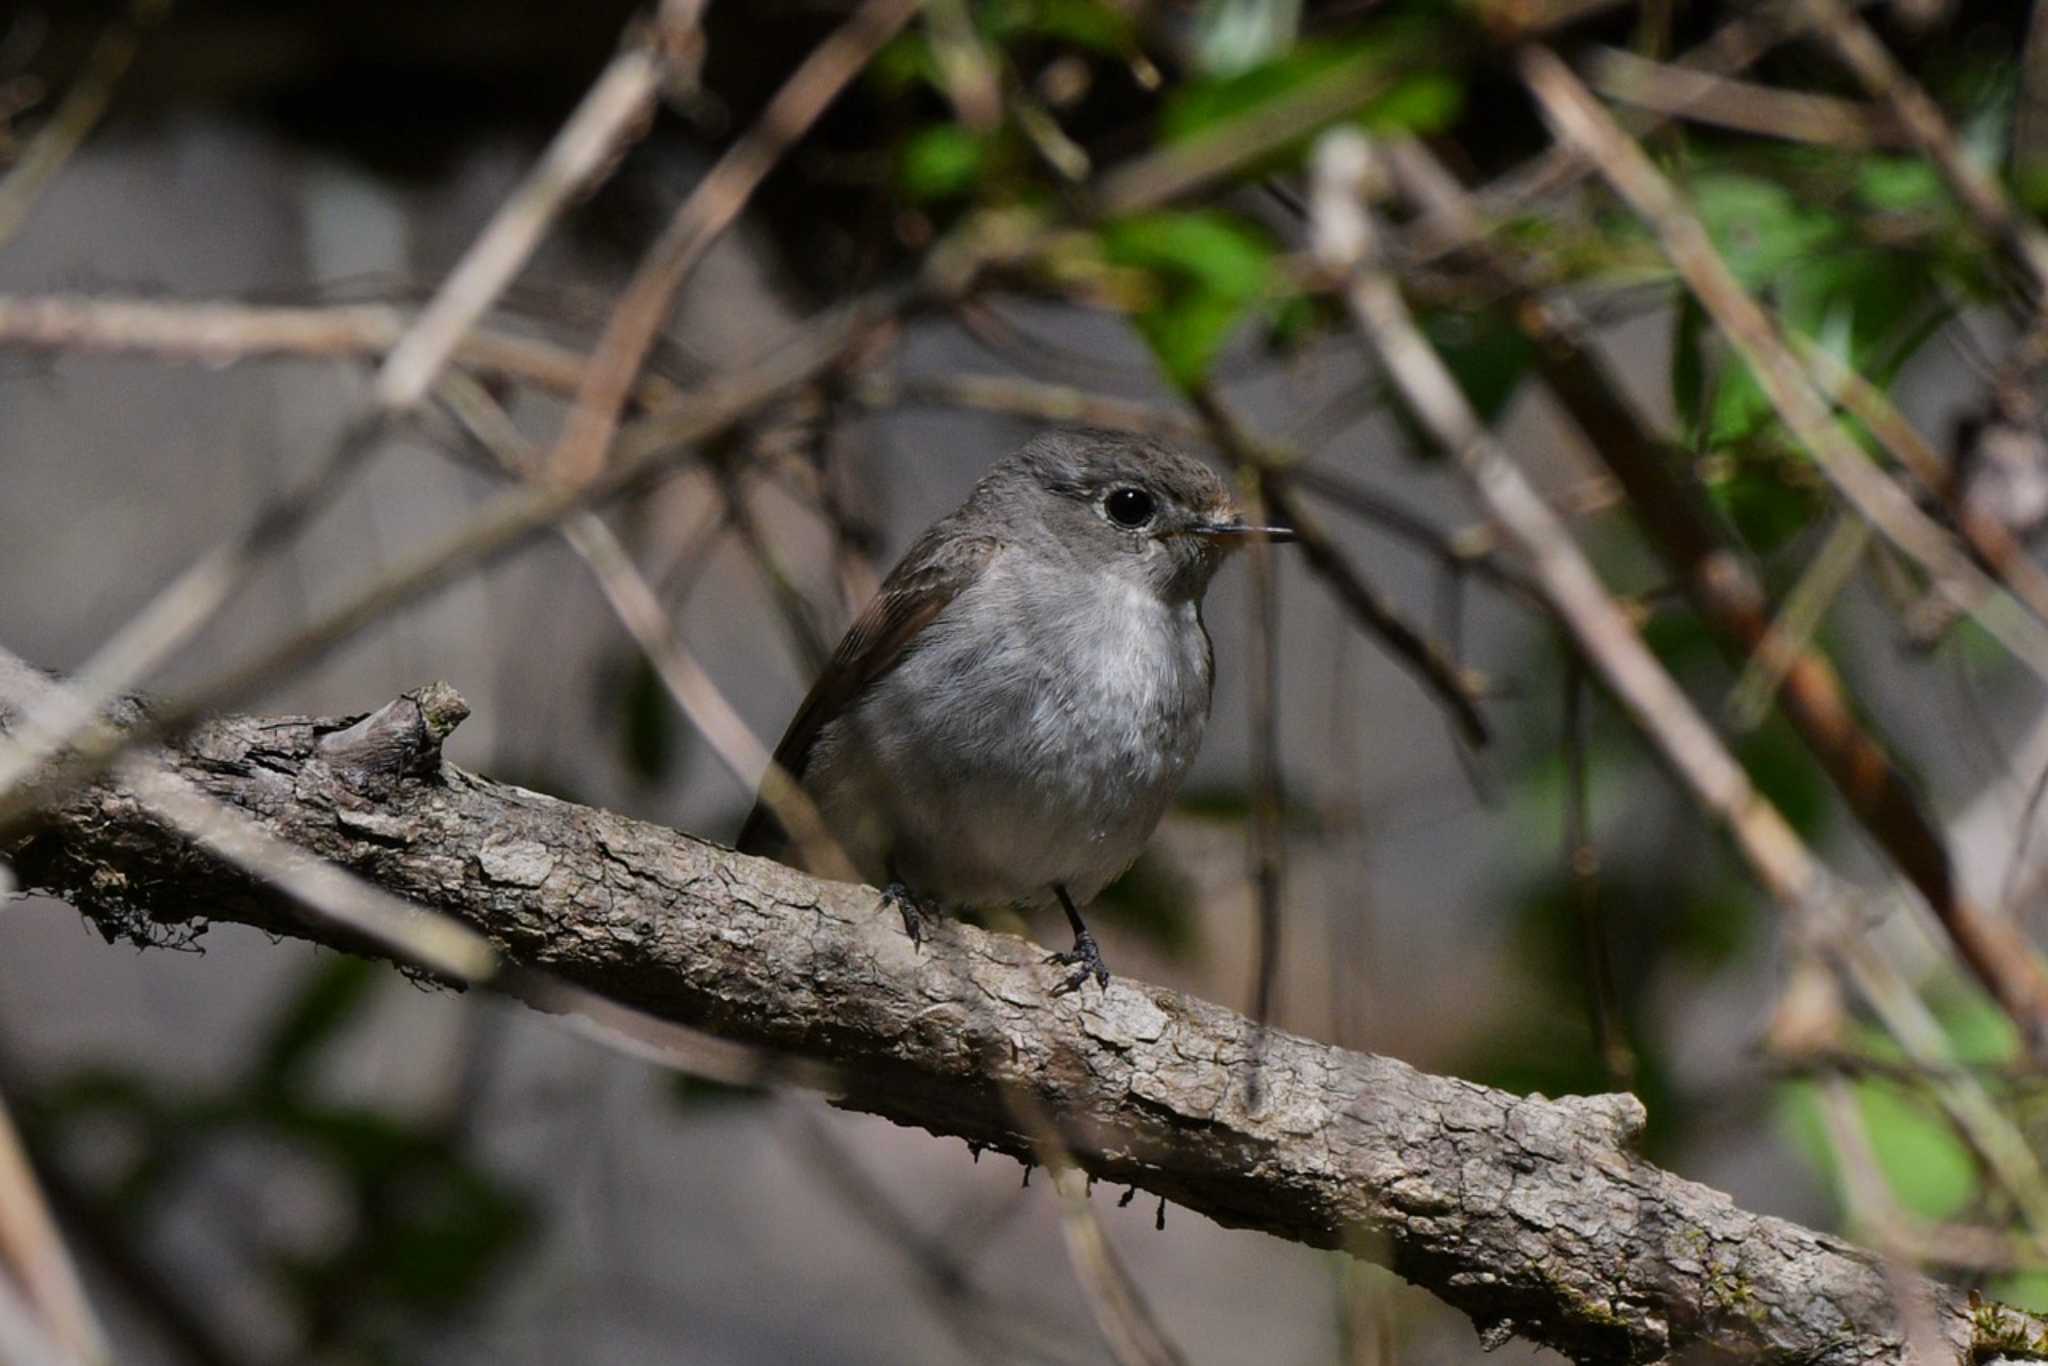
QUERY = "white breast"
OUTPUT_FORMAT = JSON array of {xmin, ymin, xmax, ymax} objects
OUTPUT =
[{"xmin": 802, "ymin": 550, "xmax": 1214, "ymax": 909}]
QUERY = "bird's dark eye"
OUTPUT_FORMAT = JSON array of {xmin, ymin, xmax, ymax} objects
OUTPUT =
[{"xmin": 1104, "ymin": 487, "xmax": 1156, "ymax": 528}]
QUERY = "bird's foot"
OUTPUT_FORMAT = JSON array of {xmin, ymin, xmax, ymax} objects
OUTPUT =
[
  {"xmin": 881, "ymin": 881, "xmax": 936, "ymax": 948},
  {"xmin": 1046, "ymin": 928, "xmax": 1110, "ymax": 995}
]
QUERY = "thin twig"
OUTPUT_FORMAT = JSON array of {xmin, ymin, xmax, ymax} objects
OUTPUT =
[
  {"xmin": 0, "ymin": 293, "xmax": 683, "ymax": 407},
  {"xmin": 1517, "ymin": 49, "xmax": 2048, "ymax": 1042},
  {"xmin": 1562, "ymin": 661, "xmax": 1634, "ymax": 1091},
  {"xmin": 1310, "ymin": 128, "xmax": 1821, "ymax": 915},
  {"xmin": 779, "ymin": 1107, "xmax": 1080, "ymax": 1365},
  {"xmin": 0, "ymin": 288, "xmax": 894, "ymax": 837},
  {"xmin": 0, "ymin": 1090, "xmax": 105, "ymax": 1366},
  {"xmin": 0, "ymin": 0, "xmax": 165, "ymax": 250},
  {"xmin": 1243, "ymin": 480, "xmax": 1286, "ymax": 1025},
  {"xmin": 0, "ymin": 1273, "xmax": 83, "ymax": 1366},
  {"xmin": 0, "ymin": 6, "xmax": 696, "ymax": 812},
  {"xmin": 1003, "ymin": 1095, "xmax": 1190, "ymax": 1366},
  {"xmin": 1519, "ymin": 47, "xmax": 2048, "ymax": 682},
  {"xmin": 1803, "ymin": 0, "xmax": 2048, "ymax": 304},
  {"xmin": 559, "ymin": 512, "xmax": 856, "ymax": 881},
  {"xmin": 1582, "ymin": 45, "xmax": 1904, "ymax": 149},
  {"xmin": 1795, "ymin": 334, "xmax": 2048, "ymax": 633},
  {"xmin": 374, "ymin": 6, "xmax": 698, "ymax": 413},
  {"xmin": 1816, "ymin": 1075, "xmax": 1950, "ymax": 1366},
  {"xmin": 1189, "ymin": 385, "xmax": 1492, "ymax": 748},
  {"xmin": 1405, "ymin": 4, "xmax": 1823, "ymax": 266},
  {"xmin": 548, "ymin": 0, "xmax": 920, "ymax": 485},
  {"xmin": 1093, "ymin": 56, "xmax": 1406, "ymax": 217},
  {"xmin": 717, "ymin": 462, "xmax": 838, "ymax": 677},
  {"xmin": 1727, "ymin": 514, "xmax": 1871, "ymax": 731},
  {"xmin": 433, "ymin": 362, "xmax": 857, "ymax": 885}
]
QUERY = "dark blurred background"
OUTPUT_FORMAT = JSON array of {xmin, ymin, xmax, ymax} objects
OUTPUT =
[{"xmin": 5, "ymin": 1, "xmax": 2047, "ymax": 1361}]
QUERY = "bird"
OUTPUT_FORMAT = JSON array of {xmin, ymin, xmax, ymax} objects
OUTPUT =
[{"xmin": 737, "ymin": 428, "xmax": 1294, "ymax": 993}]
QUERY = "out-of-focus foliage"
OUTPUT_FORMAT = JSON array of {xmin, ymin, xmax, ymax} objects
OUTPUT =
[{"xmin": 14, "ymin": 960, "xmax": 532, "ymax": 1364}]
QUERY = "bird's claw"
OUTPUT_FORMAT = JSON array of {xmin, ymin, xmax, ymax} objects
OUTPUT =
[
  {"xmin": 1045, "ymin": 929, "xmax": 1110, "ymax": 995},
  {"xmin": 881, "ymin": 881, "xmax": 934, "ymax": 949}
]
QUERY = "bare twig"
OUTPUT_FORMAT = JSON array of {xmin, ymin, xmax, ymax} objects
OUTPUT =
[
  {"xmin": 1188, "ymin": 386, "xmax": 1492, "ymax": 748},
  {"xmin": 0, "ymin": 0, "xmax": 165, "ymax": 250},
  {"xmin": 0, "ymin": 1273, "xmax": 84, "ymax": 1366},
  {"xmin": 924, "ymin": 0, "xmax": 1002, "ymax": 133},
  {"xmin": 1242, "ymin": 479, "xmax": 1286, "ymax": 1024},
  {"xmin": 717, "ymin": 462, "xmax": 838, "ymax": 676},
  {"xmin": 1816, "ymin": 1075, "xmax": 1949, "ymax": 1366},
  {"xmin": 548, "ymin": 0, "xmax": 920, "ymax": 485},
  {"xmin": 0, "ymin": 294, "xmax": 684, "ymax": 407},
  {"xmin": 1802, "ymin": 0, "xmax": 2048, "ymax": 304},
  {"xmin": 1520, "ymin": 45, "xmax": 2048, "ymax": 684},
  {"xmin": 1308, "ymin": 149, "xmax": 2048, "ymax": 1235},
  {"xmin": 1726, "ymin": 514, "xmax": 1871, "ymax": 731},
  {"xmin": 0, "ymin": 6, "xmax": 696, "ymax": 812},
  {"xmin": 0, "ymin": 1090, "xmax": 105, "ymax": 1366},
  {"xmin": 1093, "ymin": 56, "xmax": 1405, "ymax": 216},
  {"xmin": 1582, "ymin": 46, "xmax": 1903, "ymax": 149},
  {"xmin": 1405, "ymin": 5, "xmax": 1823, "ymax": 266},
  {"xmin": 1310, "ymin": 127, "xmax": 1821, "ymax": 913},
  {"xmin": 433, "ymin": 359, "xmax": 858, "ymax": 886},
  {"xmin": 1517, "ymin": 49, "xmax": 2048, "ymax": 1042},
  {"xmin": 0, "ymin": 287, "xmax": 894, "ymax": 836},
  {"xmin": 373, "ymin": 8, "xmax": 696, "ymax": 413},
  {"xmin": 1562, "ymin": 662, "xmax": 1634, "ymax": 1090},
  {"xmin": 560, "ymin": 512, "xmax": 856, "ymax": 881}
]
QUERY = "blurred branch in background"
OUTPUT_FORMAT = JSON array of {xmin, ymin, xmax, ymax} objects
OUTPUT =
[
  {"xmin": 1520, "ymin": 46, "xmax": 2048, "ymax": 1048},
  {"xmin": 0, "ymin": 1087, "xmax": 104, "ymax": 1366}
]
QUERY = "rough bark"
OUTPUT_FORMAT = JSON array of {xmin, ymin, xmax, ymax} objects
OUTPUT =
[{"xmin": 4, "ymin": 685, "xmax": 2042, "ymax": 1366}]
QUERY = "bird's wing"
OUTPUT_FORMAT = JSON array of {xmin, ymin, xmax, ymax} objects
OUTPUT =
[{"xmin": 734, "ymin": 529, "xmax": 1001, "ymax": 856}]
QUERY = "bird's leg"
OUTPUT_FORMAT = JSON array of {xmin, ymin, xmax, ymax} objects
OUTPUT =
[
  {"xmin": 1046, "ymin": 884, "xmax": 1110, "ymax": 993},
  {"xmin": 880, "ymin": 863, "xmax": 936, "ymax": 948}
]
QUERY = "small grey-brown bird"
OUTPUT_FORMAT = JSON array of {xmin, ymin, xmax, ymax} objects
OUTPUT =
[{"xmin": 738, "ymin": 429, "xmax": 1292, "ymax": 991}]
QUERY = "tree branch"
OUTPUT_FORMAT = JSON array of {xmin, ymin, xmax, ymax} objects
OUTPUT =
[{"xmin": 4, "ymin": 686, "xmax": 2041, "ymax": 1366}]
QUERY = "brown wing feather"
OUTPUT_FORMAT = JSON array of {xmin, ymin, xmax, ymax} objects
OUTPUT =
[{"xmin": 735, "ymin": 531, "xmax": 999, "ymax": 856}]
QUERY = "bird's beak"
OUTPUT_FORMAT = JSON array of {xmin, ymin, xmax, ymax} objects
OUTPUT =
[{"xmin": 1191, "ymin": 520, "xmax": 1299, "ymax": 544}]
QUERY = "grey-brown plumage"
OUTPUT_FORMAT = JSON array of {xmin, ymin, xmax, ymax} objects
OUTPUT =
[{"xmin": 738, "ymin": 429, "xmax": 1290, "ymax": 990}]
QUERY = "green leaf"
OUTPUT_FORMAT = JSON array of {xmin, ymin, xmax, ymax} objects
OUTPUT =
[
  {"xmin": 618, "ymin": 654, "xmax": 681, "ymax": 784},
  {"xmin": 1930, "ymin": 990, "xmax": 2019, "ymax": 1067},
  {"xmin": 1994, "ymin": 1271, "xmax": 2048, "ymax": 1315},
  {"xmin": 1361, "ymin": 72, "xmax": 1462, "ymax": 134},
  {"xmin": 1672, "ymin": 294, "xmax": 1708, "ymax": 441},
  {"xmin": 1690, "ymin": 172, "xmax": 1838, "ymax": 290},
  {"xmin": 1162, "ymin": 28, "xmax": 1461, "ymax": 167},
  {"xmin": 669, "ymin": 1074, "xmax": 769, "ymax": 1107},
  {"xmin": 899, "ymin": 124, "xmax": 989, "ymax": 202},
  {"xmin": 1096, "ymin": 849, "xmax": 1200, "ymax": 958},
  {"xmin": 1777, "ymin": 1077, "xmax": 1979, "ymax": 1221},
  {"xmin": 1856, "ymin": 157, "xmax": 1947, "ymax": 214},
  {"xmin": 253, "ymin": 959, "xmax": 378, "ymax": 1095},
  {"xmin": 1103, "ymin": 210, "xmax": 1274, "ymax": 389},
  {"xmin": 1736, "ymin": 718, "xmax": 1830, "ymax": 839},
  {"xmin": 985, "ymin": 0, "xmax": 1136, "ymax": 52},
  {"xmin": 1421, "ymin": 310, "xmax": 1532, "ymax": 424},
  {"xmin": 1709, "ymin": 461, "xmax": 1817, "ymax": 553},
  {"xmin": 870, "ymin": 31, "xmax": 940, "ymax": 95}
]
